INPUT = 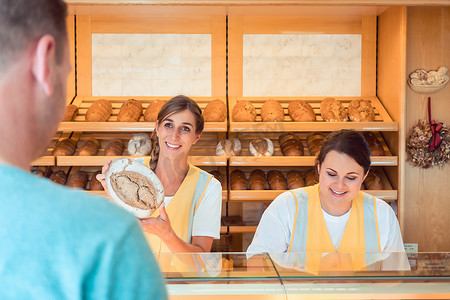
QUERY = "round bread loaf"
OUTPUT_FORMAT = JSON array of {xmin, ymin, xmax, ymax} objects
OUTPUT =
[
  {"xmin": 66, "ymin": 171, "xmax": 88, "ymax": 189},
  {"xmin": 117, "ymin": 99, "xmax": 143, "ymax": 122},
  {"xmin": 279, "ymin": 133, "xmax": 304, "ymax": 156},
  {"xmin": 288, "ymin": 100, "xmax": 316, "ymax": 122},
  {"xmin": 364, "ymin": 169, "xmax": 384, "ymax": 190},
  {"xmin": 105, "ymin": 139, "xmax": 125, "ymax": 156},
  {"xmin": 216, "ymin": 138, "xmax": 241, "ymax": 156},
  {"xmin": 203, "ymin": 99, "xmax": 227, "ymax": 122},
  {"xmin": 249, "ymin": 138, "xmax": 274, "ymax": 157},
  {"xmin": 144, "ymin": 100, "xmax": 165, "ymax": 122},
  {"xmin": 49, "ymin": 170, "xmax": 67, "ymax": 185},
  {"xmin": 85, "ymin": 99, "xmax": 112, "ymax": 122},
  {"xmin": 231, "ymin": 101, "xmax": 257, "ymax": 122},
  {"xmin": 230, "ymin": 169, "xmax": 247, "ymax": 190},
  {"xmin": 62, "ymin": 104, "xmax": 78, "ymax": 122},
  {"xmin": 362, "ymin": 132, "xmax": 385, "ymax": 156},
  {"xmin": 31, "ymin": 166, "xmax": 50, "ymax": 178},
  {"xmin": 53, "ymin": 138, "xmax": 77, "ymax": 156},
  {"xmin": 320, "ymin": 98, "xmax": 348, "ymax": 122},
  {"xmin": 78, "ymin": 137, "xmax": 100, "ymax": 156},
  {"xmin": 306, "ymin": 132, "xmax": 326, "ymax": 156},
  {"xmin": 267, "ymin": 170, "xmax": 287, "ymax": 190},
  {"xmin": 348, "ymin": 99, "xmax": 375, "ymax": 122},
  {"xmin": 287, "ymin": 170, "xmax": 305, "ymax": 189},
  {"xmin": 128, "ymin": 134, "xmax": 152, "ymax": 156},
  {"xmin": 305, "ymin": 168, "xmax": 319, "ymax": 186},
  {"xmin": 89, "ymin": 170, "xmax": 104, "ymax": 190},
  {"xmin": 261, "ymin": 99, "xmax": 284, "ymax": 122},
  {"xmin": 249, "ymin": 169, "xmax": 266, "ymax": 190}
]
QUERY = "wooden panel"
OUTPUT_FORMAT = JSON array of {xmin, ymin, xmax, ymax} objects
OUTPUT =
[
  {"xmin": 76, "ymin": 15, "xmax": 92, "ymax": 96},
  {"xmin": 361, "ymin": 15, "xmax": 377, "ymax": 97},
  {"xmin": 211, "ymin": 16, "xmax": 227, "ymax": 97},
  {"xmin": 66, "ymin": 15, "xmax": 76, "ymax": 103},
  {"xmin": 228, "ymin": 15, "xmax": 244, "ymax": 97}
]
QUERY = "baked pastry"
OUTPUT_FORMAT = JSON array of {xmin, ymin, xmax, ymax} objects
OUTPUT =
[
  {"xmin": 203, "ymin": 99, "xmax": 227, "ymax": 122},
  {"xmin": 49, "ymin": 170, "xmax": 67, "ymax": 185},
  {"xmin": 62, "ymin": 104, "xmax": 78, "ymax": 121},
  {"xmin": 85, "ymin": 99, "xmax": 112, "ymax": 122},
  {"xmin": 306, "ymin": 132, "xmax": 326, "ymax": 156},
  {"xmin": 362, "ymin": 132, "xmax": 385, "ymax": 156},
  {"xmin": 348, "ymin": 99, "xmax": 375, "ymax": 122},
  {"xmin": 288, "ymin": 100, "xmax": 316, "ymax": 122},
  {"xmin": 279, "ymin": 133, "xmax": 304, "ymax": 156},
  {"xmin": 66, "ymin": 171, "xmax": 88, "ymax": 189},
  {"xmin": 249, "ymin": 169, "xmax": 266, "ymax": 190},
  {"xmin": 105, "ymin": 139, "xmax": 125, "ymax": 156},
  {"xmin": 117, "ymin": 99, "xmax": 143, "ymax": 122},
  {"xmin": 261, "ymin": 99, "xmax": 284, "ymax": 122},
  {"xmin": 231, "ymin": 101, "xmax": 257, "ymax": 122},
  {"xmin": 287, "ymin": 170, "xmax": 305, "ymax": 189},
  {"xmin": 216, "ymin": 138, "xmax": 241, "ymax": 156},
  {"xmin": 249, "ymin": 138, "xmax": 274, "ymax": 157},
  {"xmin": 210, "ymin": 170, "xmax": 223, "ymax": 188},
  {"xmin": 127, "ymin": 134, "xmax": 152, "ymax": 156},
  {"xmin": 267, "ymin": 170, "xmax": 287, "ymax": 190},
  {"xmin": 230, "ymin": 169, "xmax": 247, "ymax": 190},
  {"xmin": 78, "ymin": 138, "xmax": 100, "ymax": 156},
  {"xmin": 89, "ymin": 171, "xmax": 104, "ymax": 191},
  {"xmin": 364, "ymin": 169, "xmax": 384, "ymax": 190},
  {"xmin": 320, "ymin": 98, "xmax": 348, "ymax": 122},
  {"xmin": 144, "ymin": 100, "xmax": 165, "ymax": 122},
  {"xmin": 53, "ymin": 138, "xmax": 77, "ymax": 156},
  {"xmin": 31, "ymin": 166, "xmax": 50, "ymax": 178},
  {"xmin": 305, "ymin": 168, "xmax": 319, "ymax": 186}
]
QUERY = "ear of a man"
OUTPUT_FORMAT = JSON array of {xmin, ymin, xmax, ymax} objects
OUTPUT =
[{"xmin": 31, "ymin": 34, "xmax": 56, "ymax": 96}]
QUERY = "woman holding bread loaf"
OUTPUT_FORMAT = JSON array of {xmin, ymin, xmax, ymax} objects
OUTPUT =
[{"xmin": 248, "ymin": 130, "xmax": 408, "ymax": 271}]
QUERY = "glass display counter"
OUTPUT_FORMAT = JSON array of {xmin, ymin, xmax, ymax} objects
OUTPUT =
[{"xmin": 158, "ymin": 252, "xmax": 450, "ymax": 299}]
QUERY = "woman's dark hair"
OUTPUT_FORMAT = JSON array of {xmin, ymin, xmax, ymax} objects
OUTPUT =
[
  {"xmin": 149, "ymin": 95, "xmax": 204, "ymax": 170},
  {"xmin": 316, "ymin": 129, "xmax": 371, "ymax": 174}
]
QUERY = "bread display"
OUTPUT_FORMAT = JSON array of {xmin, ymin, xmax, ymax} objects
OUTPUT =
[
  {"xmin": 287, "ymin": 170, "xmax": 305, "ymax": 189},
  {"xmin": 249, "ymin": 169, "xmax": 266, "ymax": 190},
  {"xmin": 49, "ymin": 170, "xmax": 67, "ymax": 185},
  {"xmin": 261, "ymin": 99, "xmax": 284, "ymax": 122},
  {"xmin": 53, "ymin": 138, "xmax": 77, "ymax": 156},
  {"xmin": 306, "ymin": 132, "xmax": 326, "ymax": 156},
  {"xmin": 78, "ymin": 138, "xmax": 100, "ymax": 156},
  {"xmin": 216, "ymin": 138, "xmax": 241, "ymax": 156},
  {"xmin": 89, "ymin": 171, "xmax": 104, "ymax": 191},
  {"xmin": 143, "ymin": 100, "xmax": 165, "ymax": 122},
  {"xmin": 117, "ymin": 99, "xmax": 143, "ymax": 122},
  {"xmin": 62, "ymin": 104, "xmax": 78, "ymax": 121},
  {"xmin": 320, "ymin": 98, "xmax": 348, "ymax": 122},
  {"xmin": 210, "ymin": 170, "xmax": 223, "ymax": 188},
  {"xmin": 230, "ymin": 169, "xmax": 247, "ymax": 190},
  {"xmin": 203, "ymin": 99, "xmax": 227, "ymax": 122},
  {"xmin": 66, "ymin": 171, "xmax": 88, "ymax": 189},
  {"xmin": 267, "ymin": 170, "xmax": 287, "ymax": 190},
  {"xmin": 128, "ymin": 134, "xmax": 152, "ymax": 156},
  {"xmin": 305, "ymin": 168, "xmax": 319, "ymax": 186},
  {"xmin": 362, "ymin": 132, "xmax": 385, "ymax": 156},
  {"xmin": 364, "ymin": 169, "xmax": 384, "ymax": 190},
  {"xmin": 231, "ymin": 101, "xmax": 257, "ymax": 122},
  {"xmin": 85, "ymin": 99, "xmax": 112, "ymax": 122},
  {"xmin": 105, "ymin": 139, "xmax": 125, "ymax": 156},
  {"xmin": 348, "ymin": 99, "xmax": 375, "ymax": 122},
  {"xmin": 288, "ymin": 100, "xmax": 316, "ymax": 122},
  {"xmin": 279, "ymin": 133, "xmax": 304, "ymax": 156},
  {"xmin": 249, "ymin": 138, "xmax": 274, "ymax": 157}
]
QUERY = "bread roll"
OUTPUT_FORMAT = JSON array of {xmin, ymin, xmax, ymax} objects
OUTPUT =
[
  {"xmin": 53, "ymin": 138, "xmax": 77, "ymax": 156},
  {"xmin": 85, "ymin": 99, "xmax": 112, "ymax": 122},
  {"xmin": 144, "ymin": 100, "xmax": 165, "ymax": 122},
  {"xmin": 279, "ymin": 133, "xmax": 304, "ymax": 156},
  {"xmin": 261, "ymin": 99, "xmax": 284, "ymax": 122},
  {"xmin": 230, "ymin": 169, "xmax": 247, "ymax": 190},
  {"xmin": 306, "ymin": 132, "xmax": 326, "ymax": 156},
  {"xmin": 128, "ymin": 134, "xmax": 152, "ymax": 156},
  {"xmin": 89, "ymin": 171, "xmax": 104, "ymax": 191},
  {"xmin": 288, "ymin": 100, "xmax": 316, "ymax": 122},
  {"xmin": 267, "ymin": 170, "xmax": 287, "ymax": 190},
  {"xmin": 210, "ymin": 170, "xmax": 223, "ymax": 188},
  {"xmin": 287, "ymin": 170, "xmax": 305, "ymax": 189},
  {"xmin": 305, "ymin": 168, "xmax": 319, "ymax": 186},
  {"xmin": 364, "ymin": 169, "xmax": 384, "ymax": 190},
  {"xmin": 216, "ymin": 138, "xmax": 241, "ymax": 156},
  {"xmin": 78, "ymin": 138, "xmax": 100, "ymax": 156},
  {"xmin": 49, "ymin": 170, "xmax": 67, "ymax": 185},
  {"xmin": 66, "ymin": 171, "xmax": 88, "ymax": 189},
  {"xmin": 105, "ymin": 139, "xmax": 125, "ymax": 156},
  {"xmin": 203, "ymin": 99, "xmax": 227, "ymax": 122},
  {"xmin": 31, "ymin": 166, "xmax": 50, "ymax": 178},
  {"xmin": 62, "ymin": 104, "xmax": 78, "ymax": 121},
  {"xmin": 362, "ymin": 132, "xmax": 385, "ymax": 156},
  {"xmin": 117, "ymin": 99, "xmax": 143, "ymax": 122},
  {"xmin": 348, "ymin": 99, "xmax": 375, "ymax": 122},
  {"xmin": 231, "ymin": 101, "xmax": 256, "ymax": 122},
  {"xmin": 249, "ymin": 169, "xmax": 266, "ymax": 190},
  {"xmin": 320, "ymin": 98, "xmax": 348, "ymax": 122},
  {"xmin": 249, "ymin": 138, "xmax": 274, "ymax": 157}
]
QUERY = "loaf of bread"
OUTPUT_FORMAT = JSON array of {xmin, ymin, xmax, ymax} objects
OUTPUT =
[
  {"xmin": 128, "ymin": 134, "xmax": 152, "ymax": 156},
  {"xmin": 249, "ymin": 138, "xmax": 274, "ymax": 157},
  {"xmin": 287, "ymin": 170, "xmax": 305, "ymax": 189},
  {"xmin": 49, "ymin": 170, "xmax": 67, "ymax": 185},
  {"xmin": 288, "ymin": 100, "xmax": 316, "ymax": 122},
  {"xmin": 85, "ymin": 99, "xmax": 112, "ymax": 122},
  {"xmin": 231, "ymin": 101, "xmax": 257, "ymax": 122},
  {"xmin": 105, "ymin": 139, "xmax": 125, "ymax": 156},
  {"xmin": 362, "ymin": 132, "xmax": 385, "ymax": 156},
  {"xmin": 62, "ymin": 104, "xmax": 78, "ymax": 121},
  {"xmin": 320, "ymin": 98, "xmax": 348, "ymax": 122},
  {"xmin": 117, "ymin": 99, "xmax": 143, "ymax": 122},
  {"xmin": 89, "ymin": 170, "xmax": 104, "ymax": 190},
  {"xmin": 348, "ymin": 99, "xmax": 375, "ymax": 122},
  {"xmin": 53, "ymin": 138, "xmax": 77, "ymax": 156},
  {"xmin": 66, "ymin": 171, "xmax": 88, "ymax": 189},
  {"xmin": 144, "ymin": 100, "xmax": 165, "ymax": 122},
  {"xmin": 209, "ymin": 170, "xmax": 223, "ymax": 188},
  {"xmin": 306, "ymin": 132, "xmax": 326, "ymax": 156},
  {"xmin": 230, "ymin": 169, "xmax": 247, "ymax": 190},
  {"xmin": 305, "ymin": 168, "xmax": 319, "ymax": 186},
  {"xmin": 267, "ymin": 170, "xmax": 287, "ymax": 190},
  {"xmin": 203, "ymin": 99, "xmax": 227, "ymax": 122},
  {"xmin": 261, "ymin": 99, "xmax": 284, "ymax": 122},
  {"xmin": 31, "ymin": 166, "xmax": 50, "ymax": 178},
  {"xmin": 364, "ymin": 169, "xmax": 384, "ymax": 190},
  {"xmin": 216, "ymin": 138, "xmax": 241, "ymax": 156},
  {"xmin": 279, "ymin": 133, "xmax": 304, "ymax": 156},
  {"xmin": 249, "ymin": 169, "xmax": 266, "ymax": 190},
  {"xmin": 78, "ymin": 138, "xmax": 100, "ymax": 156}
]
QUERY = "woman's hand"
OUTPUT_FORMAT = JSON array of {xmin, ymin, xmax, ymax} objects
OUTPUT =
[
  {"xmin": 139, "ymin": 204, "xmax": 174, "ymax": 240},
  {"xmin": 96, "ymin": 160, "xmax": 112, "ymax": 193}
]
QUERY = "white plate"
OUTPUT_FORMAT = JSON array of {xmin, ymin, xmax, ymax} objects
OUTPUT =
[{"xmin": 106, "ymin": 158, "xmax": 164, "ymax": 219}]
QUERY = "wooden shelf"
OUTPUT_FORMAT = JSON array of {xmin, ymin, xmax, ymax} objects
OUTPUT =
[
  {"xmin": 87, "ymin": 189, "xmax": 228, "ymax": 202},
  {"xmin": 31, "ymin": 133, "xmax": 64, "ymax": 167},
  {"xmin": 32, "ymin": 156, "xmax": 56, "ymax": 166},
  {"xmin": 228, "ymin": 226, "xmax": 257, "ymax": 234},
  {"xmin": 230, "ymin": 156, "xmax": 397, "ymax": 167}
]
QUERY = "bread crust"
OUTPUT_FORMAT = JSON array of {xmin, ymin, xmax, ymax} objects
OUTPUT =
[
  {"xmin": 53, "ymin": 138, "xmax": 77, "ymax": 156},
  {"xmin": 261, "ymin": 99, "xmax": 284, "ymax": 122},
  {"xmin": 203, "ymin": 99, "xmax": 227, "ymax": 122},
  {"xmin": 117, "ymin": 99, "xmax": 143, "ymax": 122},
  {"xmin": 62, "ymin": 104, "xmax": 78, "ymax": 121},
  {"xmin": 231, "ymin": 101, "xmax": 257, "ymax": 122},
  {"xmin": 85, "ymin": 99, "xmax": 112, "ymax": 122},
  {"xmin": 143, "ymin": 100, "xmax": 165, "ymax": 122},
  {"xmin": 279, "ymin": 133, "xmax": 304, "ymax": 156},
  {"xmin": 288, "ymin": 100, "xmax": 316, "ymax": 122},
  {"xmin": 348, "ymin": 99, "xmax": 375, "ymax": 122},
  {"xmin": 320, "ymin": 98, "xmax": 348, "ymax": 122}
]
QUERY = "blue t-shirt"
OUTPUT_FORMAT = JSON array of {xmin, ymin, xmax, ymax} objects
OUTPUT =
[{"xmin": 0, "ymin": 165, "xmax": 167, "ymax": 300}]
